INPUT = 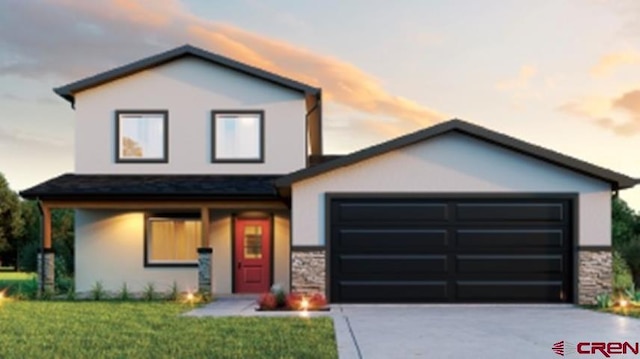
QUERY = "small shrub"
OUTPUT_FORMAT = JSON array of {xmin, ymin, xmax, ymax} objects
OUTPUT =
[
  {"xmin": 619, "ymin": 239, "xmax": 640, "ymax": 287},
  {"xmin": 166, "ymin": 281, "xmax": 179, "ymax": 301},
  {"xmin": 16, "ymin": 278, "xmax": 38, "ymax": 299},
  {"xmin": 623, "ymin": 284, "xmax": 640, "ymax": 302},
  {"xmin": 40, "ymin": 289, "xmax": 54, "ymax": 300},
  {"xmin": 55, "ymin": 275, "xmax": 74, "ymax": 295},
  {"xmin": 270, "ymin": 285, "xmax": 286, "ymax": 307},
  {"xmin": 596, "ymin": 292, "xmax": 612, "ymax": 309},
  {"xmin": 90, "ymin": 281, "xmax": 107, "ymax": 301},
  {"xmin": 65, "ymin": 282, "xmax": 76, "ymax": 301},
  {"xmin": 257, "ymin": 293, "xmax": 278, "ymax": 310},
  {"xmin": 309, "ymin": 293, "xmax": 327, "ymax": 309},
  {"xmin": 614, "ymin": 251, "xmax": 634, "ymax": 291},
  {"xmin": 285, "ymin": 292, "xmax": 303, "ymax": 310},
  {"xmin": 142, "ymin": 282, "xmax": 157, "ymax": 301},
  {"xmin": 199, "ymin": 291, "xmax": 213, "ymax": 303},
  {"xmin": 118, "ymin": 283, "xmax": 130, "ymax": 301}
]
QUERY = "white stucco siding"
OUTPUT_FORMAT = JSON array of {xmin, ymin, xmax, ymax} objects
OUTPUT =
[
  {"xmin": 76, "ymin": 210, "xmax": 291, "ymax": 294},
  {"xmin": 74, "ymin": 57, "xmax": 306, "ymax": 174},
  {"xmin": 75, "ymin": 210, "xmax": 197, "ymax": 293},
  {"xmin": 210, "ymin": 215, "xmax": 232, "ymax": 294},
  {"xmin": 274, "ymin": 214, "xmax": 291, "ymax": 290},
  {"xmin": 291, "ymin": 132, "xmax": 611, "ymax": 247}
]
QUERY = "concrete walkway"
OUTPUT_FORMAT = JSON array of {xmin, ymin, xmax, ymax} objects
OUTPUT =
[
  {"xmin": 184, "ymin": 301, "xmax": 640, "ymax": 359},
  {"xmin": 183, "ymin": 296, "xmax": 333, "ymax": 318}
]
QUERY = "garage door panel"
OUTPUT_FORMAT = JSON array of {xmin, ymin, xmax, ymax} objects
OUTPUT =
[
  {"xmin": 456, "ymin": 281, "xmax": 564, "ymax": 301},
  {"xmin": 339, "ymin": 255, "xmax": 447, "ymax": 274},
  {"xmin": 329, "ymin": 197, "xmax": 572, "ymax": 303},
  {"xmin": 456, "ymin": 255, "xmax": 563, "ymax": 273},
  {"xmin": 456, "ymin": 203, "xmax": 564, "ymax": 222},
  {"xmin": 457, "ymin": 229, "xmax": 564, "ymax": 248},
  {"xmin": 336, "ymin": 229, "xmax": 448, "ymax": 251},
  {"xmin": 337, "ymin": 203, "xmax": 448, "ymax": 222},
  {"xmin": 338, "ymin": 281, "xmax": 448, "ymax": 302}
]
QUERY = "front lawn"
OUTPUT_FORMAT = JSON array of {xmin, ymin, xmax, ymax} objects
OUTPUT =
[
  {"xmin": 0, "ymin": 272, "xmax": 35, "ymax": 280},
  {"xmin": 0, "ymin": 301, "xmax": 337, "ymax": 358},
  {"xmin": 0, "ymin": 272, "xmax": 37, "ymax": 297}
]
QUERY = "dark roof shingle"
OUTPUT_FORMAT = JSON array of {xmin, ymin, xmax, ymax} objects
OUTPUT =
[
  {"xmin": 54, "ymin": 44, "xmax": 320, "ymax": 106},
  {"xmin": 20, "ymin": 174, "xmax": 282, "ymax": 200},
  {"xmin": 276, "ymin": 119, "xmax": 637, "ymax": 189}
]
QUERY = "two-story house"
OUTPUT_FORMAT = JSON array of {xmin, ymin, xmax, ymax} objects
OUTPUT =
[{"xmin": 21, "ymin": 45, "xmax": 637, "ymax": 304}]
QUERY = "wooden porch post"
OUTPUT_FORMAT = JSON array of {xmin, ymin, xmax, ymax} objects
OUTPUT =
[
  {"xmin": 200, "ymin": 207, "xmax": 210, "ymax": 248},
  {"xmin": 197, "ymin": 207, "xmax": 212, "ymax": 295},
  {"xmin": 38, "ymin": 203, "xmax": 55, "ymax": 294}
]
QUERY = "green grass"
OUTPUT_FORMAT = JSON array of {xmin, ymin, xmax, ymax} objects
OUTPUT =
[
  {"xmin": 0, "ymin": 301, "xmax": 337, "ymax": 358},
  {"xmin": 0, "ymin": 272, "xmax": 34, "ymax": 280},
  {"xmin": 0, "ymin": 272, "xmax": 37, "ymax": 297}
]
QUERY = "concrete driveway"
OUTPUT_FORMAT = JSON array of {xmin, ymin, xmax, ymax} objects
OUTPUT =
[{"xmin": 332, "ymin": 304, "xmax": 640, "ymax": 359}]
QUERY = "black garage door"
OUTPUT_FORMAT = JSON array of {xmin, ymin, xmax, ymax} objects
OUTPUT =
[{"xmin": 329, "ymin": 196, "xmax": 573, "ymax": 303}]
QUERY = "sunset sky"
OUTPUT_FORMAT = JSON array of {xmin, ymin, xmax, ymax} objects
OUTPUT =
[{"xmin": 1, "ymin": 0, "xmax": 640, "ymax": 208}]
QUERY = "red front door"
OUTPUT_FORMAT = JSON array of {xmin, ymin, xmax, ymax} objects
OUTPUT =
[{"xmin": 234, "ymin": 218, "xmax": 271, "ymax": 293}]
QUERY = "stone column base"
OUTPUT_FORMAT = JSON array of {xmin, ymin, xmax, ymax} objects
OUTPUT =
[
  {"xmin": 197, "ymin": 247, "xmax": 213, "ymax": 294},
  {"xmin": 578, "ymin": 250, "xmax": 612, "ymax": 305},
  {"xmin": 291, "ymin": 248, "xmax": 325, "ymax": 294},
  {"xmin": 37, "ymin": 249, "xmax": 55, "ymax": 294}
]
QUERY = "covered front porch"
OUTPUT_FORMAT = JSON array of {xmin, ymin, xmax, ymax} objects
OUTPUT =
[{"xmin": 20, "ymin": 174, "xmax": 291, "ymax": 297}]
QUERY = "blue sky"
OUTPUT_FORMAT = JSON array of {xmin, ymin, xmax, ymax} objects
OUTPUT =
[{"xmin": 1, "ymin": 0, "xmax": 640, "ymax": 208}]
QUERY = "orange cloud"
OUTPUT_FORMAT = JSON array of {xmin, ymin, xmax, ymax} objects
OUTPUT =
[
  {"xmin": 557, "ymin": 96, "xmax": 612, "ymax": 118},
  {"xmin": 559, "ymin": 90, "xmax": 640, "ymax": 136},
  {"xmin": 590, "ymin": 51, "xmax": 640, "ymax": 78},
  {"xmin": 496, "ymin": 65, "xmax": 536, "ymax": 91},
  {"xmin": 188, "ymin": 22, "xmax": 444, "ymax": 128},
  {"xmin": 36, "ymin": 0, "xmax": 444, "ymax": 130}
]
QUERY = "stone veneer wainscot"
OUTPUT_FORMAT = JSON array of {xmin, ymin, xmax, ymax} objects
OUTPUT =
[
  {"xmin": 578, "ymin": 249, "xmax": 612, "ymax": 305},
  {"xmin": 291, "ymin": 249, "xmax": 325, "ymax": 294}
]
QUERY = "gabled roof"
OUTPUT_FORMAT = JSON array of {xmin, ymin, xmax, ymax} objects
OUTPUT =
[
  {"xmin": 54, "ymin": 44, "xmax": 321, "ymax": 106},
  {"xmin": 275, "ymin": 119, "xmax": 637, "ymax": 190},
  {"xmin": 20, "ymin": 174, "xmax": 282, "ymax": 200}
]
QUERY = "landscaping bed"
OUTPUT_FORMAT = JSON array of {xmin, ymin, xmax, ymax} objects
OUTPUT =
[
  {"xmin": 0, "ymin": 301, "xmax": 337, "ymax": 358},
  {"xmin": 598, "ymin": 307, "xmax": 640, "ymax": 318},
  {"xmin": 256, "ymin": 287, "xmax": 329, "ymax": 313}
]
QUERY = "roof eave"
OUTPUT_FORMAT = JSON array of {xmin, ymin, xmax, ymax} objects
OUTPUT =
[
  {"xmin": 53, "ymin": 44, "xmax": 320, "ymax": 106},
  {"xmin": 275, "ymin": 120, "xmax": 637, "ymax": 191}
]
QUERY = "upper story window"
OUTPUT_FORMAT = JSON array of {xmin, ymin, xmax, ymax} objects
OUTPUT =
[
  {"xmin": 115, "ymin": 110, "xmax": 168, "ymax": 163},
  {"xmin": 211, "ymin": 110, "xmax": 264, "ymax": 163}
]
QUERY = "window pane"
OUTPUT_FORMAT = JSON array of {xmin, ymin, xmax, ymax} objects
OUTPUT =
[
  {"xmin": 119, "ymin": 114, "xmax": 165, "ymax": 160},
  {"xmin": 215, "ymin": 114, "xmax": 261, "ymax": 160},
  {"xmin": 244, "ymin": 225, "xmax": 262, "ymax": 259},
  {"xmin": 150, "ymin": 221, "xmax": 174, "ymax": 261},
  {"xmin": 149, "ymin": 219, "xmax": 199, "ymax": 263}
]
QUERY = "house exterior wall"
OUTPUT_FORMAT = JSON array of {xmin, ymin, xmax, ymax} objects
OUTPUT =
[
  {"xmin": 210, "ymin": 214, "xmax": 232, "ymax": 294},
  {"xmin": 273, "ymin": 214, "xmax": 291, "ymax": 290},
  {"xmin": 75, "ymin": 209, "xmax": 290, "ymax": 294},
  {"xmin": 290, "ymin": 132, "xmax": 612, "ymax": 303},
  {"xmin": 75, "ymin": 210, "xmax": 197, "ymax": 294},
  {"xmin": 291, "ymin": 132, "xmax": 611, "ymax": 247},
  {"xmin": 74, "ymin": 57, "xmax": 306, "ymax": 174}
]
